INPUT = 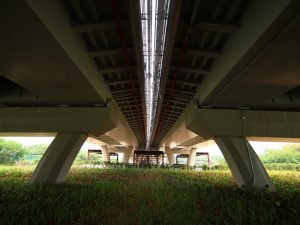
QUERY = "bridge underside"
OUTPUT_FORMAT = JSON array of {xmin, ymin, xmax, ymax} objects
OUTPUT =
[{"xmin": 0, "ymin": 0, "xmax": 299, "ymax": 189}]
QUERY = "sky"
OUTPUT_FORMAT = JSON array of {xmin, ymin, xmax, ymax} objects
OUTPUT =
[
  {"xmin": 2, "ymin": 136, "xmax": 99, "ymax": 152},
  {"xmin": 199, "ymin": 140, "xmax": 295, "ymax": 156}
]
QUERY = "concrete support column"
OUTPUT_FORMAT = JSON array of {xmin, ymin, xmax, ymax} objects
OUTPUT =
[
  {"xmin": 165, "ymin": 147, "xmax": 174, "ymax": 165},
  {"xmin": 214, "ymin": 136, "xmax": 274, "ymax": 191},
  {"xmin": 187, "ymin": 148, "xmax": 197, "ymax": 167},
  {"xmin": 101, "ymin": 145, "xmax": 110, "ymax": 162},
  {"xmin": 31, "ymin": 133, "xmax": 87, "ymax": 183},
  {"xmin": 123, "ymin": 147, "xmax": 133, "ymax": 163}
]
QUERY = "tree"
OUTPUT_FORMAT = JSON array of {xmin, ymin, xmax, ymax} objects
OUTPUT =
[
  {"xmin": 75, "ymin": 151, "xmax": 87, "ymax": 161},
  {"xmin": 210, "ymin": 155, "xmax": 228, "ymax": 166},
  {"xmin": 261, "ymin": 145, "xmax": 300, "ymax": 164},
  {"xmin": 24, "ymin": 144, "xmax": 48, "ymax": 155},
  {"xmin": 0, "ymin": 139, "xmax": 25, "ymax": 164}
]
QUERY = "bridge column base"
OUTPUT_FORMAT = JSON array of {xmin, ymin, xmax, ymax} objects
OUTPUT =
[
  {"xmin": 123, "ymin": 147, "xmax": 133, "ymax": 163},
  {"xmin": 214, "ymin": 136, "xmax": 274, "ymax": 191},
  {"xmin": 101, "ymin": 146, "xmax": 110, "ymax": 162},
  {"xmin": 165, "ymin": 147, "xmax": 174, "ymax": 166},
  {"xmin": 187, "ymin": 148, "xmax": 197, "ymax": 167},
  {"xmin": 31, "ymin": 133, "xmax": 87, "ymax": 183}
]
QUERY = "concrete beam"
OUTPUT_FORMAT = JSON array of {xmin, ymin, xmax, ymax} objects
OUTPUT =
[
  {"xmin": 159, "ymin": 115, "xmax": 186, "ymax": 147},
  {"xmin": 194, "ymin": 22, "xmax": 238, "ymax": 33},
  {"xmin": 0, "ymin": 105, "xmax": 118, "ymax": 137},
  {"xmin": 31, "ymin": 133, "xmax": 87, "ymax": 183},
  {"xmin": 165, "ymin": 147, "xmax": 174, "ymax": 165},
  {"xmin": 101, "ymin": 146, "xmax": 110, "ymax": 162},
  {"xmin": 26, "ymin": 0, "xmax": 111, "ymax": 101},
  {"xmin": 172, "ymin": 66, "xmax": 209, "ymax": 75},
  {"xmin": 122, "ymin": 147, "xmax": 134, "ymax": 163},
  {"xmin": 164, "ymin": 146, "xmax": 197, "ymax": 166},
  {"xmin": 248, "ymin": 137, "xmax": 300, "ymax": 143},
  {"xmin": 170, "ymin": 79, "xmax": 201, "ymax": 87},
  {"xmin": 0, "ymin": 1, "xmax": 106, "ymax": 103},
  {"xmin": 187, "ymin": 148, "xmax": 197, "ymax": 167},
  {"xmin": 102, "ymin": 145, "xmax": 134, "ymax": 163},
  {"xmin": 88, "ymin": 48, "xmax": 132, "ymax": 57},
  {"xmin": 181, "ymin": 21, "xmax": 238, "ymax": 33},
  {"xmin": 184, "ymin": 106, "xmax": 300, "ymax": 190},
  {"xmin": 0, "ymin": 132, "xmax": 55, "ymax": 137},
  {"xmin": 186, "ymin": 106, "xmax": 300, "ymax": 140},
  {"xmin": 106, "ymin": 79, "xmax": 137, "ymax": 85},
  {"xmin": 72, "ymin": 20, "xmax": 128, "ymax": 33},
  {"xmin": 175, "ymin": 48, "xmax": 221, "ymax": 58},
  {"xmin": 98, "ymin": 66, "xmax": 133, "ymax": 74},
  {"xmin": 197, "ymin": 0, "xmax": 298, "ymax": 104}
]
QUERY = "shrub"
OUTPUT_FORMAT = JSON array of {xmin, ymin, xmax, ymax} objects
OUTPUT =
[{"xmin": 264, "ymin": 163, "xmax": 300, "ymax": 171}]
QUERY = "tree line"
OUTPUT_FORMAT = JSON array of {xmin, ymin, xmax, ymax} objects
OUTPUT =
[
  {"xmin": 202, "ymin": 144, "xmax": 300, "ymax": 171},
  {"xmin": 0, "ymin": 138, "xmax": 48, "ymax": 165},
  {"xmin": 0, "ymin": 138, "xmax": 299, "ymax": 171}
]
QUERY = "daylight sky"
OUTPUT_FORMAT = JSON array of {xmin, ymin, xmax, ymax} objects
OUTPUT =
[
  {"xmin": 199, "ymin": 141, "xmax": 296, "ymax": 156},
  {"xmin": 2, "ymin": 136, "xmax": 99, "ymax": 152}
]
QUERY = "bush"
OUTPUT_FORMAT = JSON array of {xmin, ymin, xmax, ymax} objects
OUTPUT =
[
  {"xmin": 211, "ymin": 164, "xmax": 229, "ymax": 170},
  {"xmin": 0, "ymin": 139, "xmax": 25, "ymax": 165},
  {"xmin": 264, "ymin": 163, "xmax": 300, "ymax": 171},
  {"xmin": 261, "ymin": 145, "xmax": 300, "ymax": 164}
]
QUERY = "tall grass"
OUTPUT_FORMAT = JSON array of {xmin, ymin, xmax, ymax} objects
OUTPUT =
[{"xmin": 0, "ymin": 168, "xmax": 299, "ymax": 225}]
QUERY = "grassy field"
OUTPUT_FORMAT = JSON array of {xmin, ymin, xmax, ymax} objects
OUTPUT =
[{"xmin": 0, "ymin": 167, "xmax": 299, "ymax": 225}]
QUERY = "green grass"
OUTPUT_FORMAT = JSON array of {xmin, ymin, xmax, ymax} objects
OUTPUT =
[
  {"xmin": 0, "ymin": 165, "xmax": 35, "ymax": 171},
  {"xmin": 0, "ymin": 167, "xmax": 299, "ymax": 225}
]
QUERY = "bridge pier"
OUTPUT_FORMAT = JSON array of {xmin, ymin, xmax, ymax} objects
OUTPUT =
[
  {"xmin": 214, "ymin": 136, "xmax": 274, "ymax": 190},
  {"xmin": 31, "ymin": 133, "xmax": 87, "ymax": 183},
  {"xmin": 187, "ymin": 148, "xmax": 197, "ymax": 167},
  {"xmin": 164, "ymin": 147, "xmax": 198, "ymax": 167},
  {"xmin": 122, "ymin": 147, "xmax": 133, "ymax": 163},
  {"xmin": 186, "ymin": 106, "xmax": 300, "ymax": 190},
  {"xmin": 101, "ymin": 146, "xmax": 133, "ymax": 163},
  {"xmin": 0, "ymin": 105, "xmax": 118, "ymax": 183},
  {"xmin": 101, "ymin": 146, "xmax": 110, "ymax": 162},
  {"xmin": 165, "ymin": 147, "xmax": 174, "ymax": 165}
]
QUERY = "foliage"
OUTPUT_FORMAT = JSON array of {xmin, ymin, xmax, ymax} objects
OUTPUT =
[
  {"xmin": 73, "ymin": 151, "xmax": 104, "ymax": 166},
  {"xmin": 21, "ymin": 144, "xmax": 48, "ymax": 163},
  {"xmin": 211, "ymin": 164, "xmax": 229, "ymax": 170},
  {"xmin": 209, "ymin": 145, "xmax": 300, "ymax": 171},
  {"xmin": 24, "ymin": 144, "xmax": 48, "ymax": 155},
  {"xmin": 260, "ymin": 145, "xmax": 300, "ymax": 171},
  {"xmin": 74, "ymin": 151, "xmax": 88, "ymax": 162},
  {"xmin": 264, "ymin": 163, "xmax": 300, "ymax": 171},
  {"xmin": 0, "ymin": 138, "xmax": 25, "ymax": 165},
  {"xmin": 0, "ymin": 168, "xmax": 299, "ymax": 225},
  {"xmin": 210, "ymin": 155, "xmax": 228, "ymax": 166},
  {"xmin": 261, "ymin": 145, "xmax": 300, "ymax": 164}
]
